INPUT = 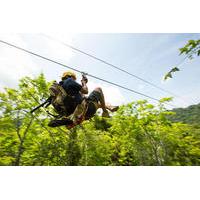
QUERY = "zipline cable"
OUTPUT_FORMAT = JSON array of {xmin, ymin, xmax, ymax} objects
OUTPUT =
[
  {"xmin": 0, "ymin": 39, "xmax": 177, "ymax": 108},
  {"xmin": 41, "ymin": 34, "xmax": 190, "ymax": 105}
]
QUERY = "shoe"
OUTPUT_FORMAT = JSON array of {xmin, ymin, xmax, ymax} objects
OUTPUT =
[
  {"xmin": 102, "ymin": 110, "xmax": 110, "ymax": 118},
  {"xmin": 108, "ymin": 106, "xmax": 119, "ymax": 112}
]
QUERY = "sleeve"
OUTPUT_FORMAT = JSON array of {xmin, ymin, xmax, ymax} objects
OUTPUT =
[
  {"xmin": 63, "ymin": 78, "xmax": 82, "ymax": 92},
  {"xmin": 72, "ymin": 81, "xmax": 82, "ymax": 91}
]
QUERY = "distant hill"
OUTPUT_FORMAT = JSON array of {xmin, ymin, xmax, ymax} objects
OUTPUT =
[{"xmin": 170, "ymin": 103, "xmax": 200, "ymax": 125}]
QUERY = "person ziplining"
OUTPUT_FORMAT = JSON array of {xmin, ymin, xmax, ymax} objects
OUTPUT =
[
  {"xmin": 48, "ymin": 71, "xmax": 119, "ymax": 128},
  {"xmin": 0, "ymin": 39, "xmax": 177, "ymax": 129},
  {"xmin": 32, "ymin": 71, "xmax": 119, "ymax": 129}
]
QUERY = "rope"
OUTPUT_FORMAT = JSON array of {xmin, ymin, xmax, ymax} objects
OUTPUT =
[
  {"xmin": 0, "ymin": 39, "xmax": 177, "ymax": 108},
  {"xmin": 42, "ymin": 34, "xmax": 189, "ymax": 105}
]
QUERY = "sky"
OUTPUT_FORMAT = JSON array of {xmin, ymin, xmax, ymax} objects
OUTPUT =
[{"xmin": 0, "ymin": 33, "xmax": 200, "ymax": 108}]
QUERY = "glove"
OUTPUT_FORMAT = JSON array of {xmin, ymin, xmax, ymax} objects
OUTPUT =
[{"xmin": 81, "ymin": 74, "xmax": 88, "ymax": 83}]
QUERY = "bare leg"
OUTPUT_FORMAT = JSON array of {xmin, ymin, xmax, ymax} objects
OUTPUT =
[
  {"xmin": 94, "ymin": 87, "xmax": 119, "ymax": 117},
  {"xmin": 97, "ymin": 102, "xmax": 119, "ymax": 112},
  {"xmin": 94, "ymin": 87, "xmax": 107, "ymax": 112}
]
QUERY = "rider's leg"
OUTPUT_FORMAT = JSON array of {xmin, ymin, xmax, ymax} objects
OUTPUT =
[
  {"xmin": 93, "ymin": 87, "xmax": 119, "ymax": 117},
  {"xmin": 93, "ymin": 87, "xmax": 107, "ymax": 113}
]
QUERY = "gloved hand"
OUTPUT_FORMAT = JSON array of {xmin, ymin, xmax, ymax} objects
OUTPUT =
[{"xmin": 81, "ymin": 74, "xmax": 88, "ymax": 83}]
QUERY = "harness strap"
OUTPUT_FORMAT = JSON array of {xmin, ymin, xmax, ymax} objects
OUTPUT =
[{"xmin": 58, "ymin": 84, "xmax": 68, "ymax": 97}]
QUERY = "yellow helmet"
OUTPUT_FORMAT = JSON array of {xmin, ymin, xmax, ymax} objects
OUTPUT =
[{"xmin": 62, "ymin": 71, "xmax": 77, "ymax": 80}]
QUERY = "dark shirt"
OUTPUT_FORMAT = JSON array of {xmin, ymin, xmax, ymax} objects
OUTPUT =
[{"xmin": 59, "ymin": 78, "xmax": 83, "ymax": 104}]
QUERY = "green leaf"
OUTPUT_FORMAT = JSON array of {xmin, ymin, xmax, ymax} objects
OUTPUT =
[
  {"xmin": 179, "ymin": 47, "xmax": 188, "ymax": 55},
  {"xmin": 164, "ymin": 67, "xmax": 179, "ymax": 81},
  {"xmin": 171, "ymin": 67, "xmax": 180, "ymax": 72},
  {"xmin": 188, "ymin": 40, "xmax": 195, "ymax": 45},
  {"xmin": 164, "ymin": 72, "xmax": 172, "ymax": 80}
]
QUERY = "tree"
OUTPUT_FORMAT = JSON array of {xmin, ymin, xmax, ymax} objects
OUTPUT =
[{"xmin": 0, "ymin": 74, "xmax": 199, "ymax": 166}]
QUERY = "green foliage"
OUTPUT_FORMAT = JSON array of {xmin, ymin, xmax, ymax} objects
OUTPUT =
[
  {"xmin": 0, "ymin": 74, "xmax": 199, "ymax": 166},
  {"xmin": 179, "ymin": 39, "xmax": 200, "ymax": 58},
  {"xmin": 164, "ymin": 38, "xmax": 200, "ymax": 80},
  {"xmin": 164, "ymin": 67, "xmax": 180, "ymax": 81},
  {"xmin": 169, "ymin": 103, "xmax": 200, "ymax": 125}
]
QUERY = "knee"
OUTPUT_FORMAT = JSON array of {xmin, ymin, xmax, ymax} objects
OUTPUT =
[{"xmin": 94, "ymin": 87, "xmax": 102, "ymax": 93}]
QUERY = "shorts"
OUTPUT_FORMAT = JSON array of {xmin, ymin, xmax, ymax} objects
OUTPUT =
[
  {"xmin": 87, "ymin": 90, "xmax": 101, "ymax": 103},
  {"xmin": 85, "ymin": 101, "xmax": 97, "ymax": 120},
  {"xmin": 85, "ymin": 90, "xmax": 101, "ymax": 119}
]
